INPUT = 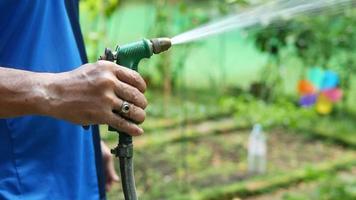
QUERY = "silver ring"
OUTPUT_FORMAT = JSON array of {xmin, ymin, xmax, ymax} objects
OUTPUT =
[{"xmin": 120, "ymin": 101, "xmax": 131, "ymax": 114}]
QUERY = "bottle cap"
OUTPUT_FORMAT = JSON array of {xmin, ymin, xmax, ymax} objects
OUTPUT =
[{"xmin": 253, "ymin": 124, "xmax": 262, "ymax": 133}]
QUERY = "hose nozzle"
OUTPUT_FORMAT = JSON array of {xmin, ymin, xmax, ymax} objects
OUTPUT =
[{"xmin": 150, "ymin": 38, "xmax": 172, "ymax": 54}]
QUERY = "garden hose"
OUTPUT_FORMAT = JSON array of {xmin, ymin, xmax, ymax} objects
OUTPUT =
[{"xmin": 100, "ymin": 38, "xmax": 171, "ymax": 200}]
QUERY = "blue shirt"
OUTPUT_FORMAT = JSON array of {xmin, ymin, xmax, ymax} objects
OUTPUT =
[{"xmin": 0, "ymin": 1, "xmax": 105, "ymax": 199}]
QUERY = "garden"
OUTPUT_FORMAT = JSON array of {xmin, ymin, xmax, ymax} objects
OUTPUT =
[{"xmin": 80, "ymin": 0, "xmax": 356, "ymax": 199}]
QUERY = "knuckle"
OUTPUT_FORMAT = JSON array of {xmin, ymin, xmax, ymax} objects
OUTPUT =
[
  {"xmin": 122, "ymin": 81, "xmax": 130, "ymax": 91},
  {"xmin": 135, "ymin": 75, "xmax": 146, "ymax": 91},
  {"xmin": 131, "ymin": 92, "xmax": 140, "ymax": 104},
  {"xmin": 116, "ymin": 66, "xmax": 127, "ymax": 75},
  {"xmin": 130, "ymin": 107, "xmax": 144, "ymax": 124},
  {"xmin": 131, "ymin": 70, "xmax": 140, "ymax": 79},
  {"xmin": 104, "ymin": 94, "xmax": 116, "ymax": 106},
  {"xmin": 142, "ymin": 97, "xmax": 148, "ymax": 109},
  {"xmin": 117, "ymin": 118, "xmax": 126, "ymax": 128},
  {"xmin": 123, "ymin": 86, "xmax": 139, "ymax": 103},
  {"xmin": 119, "ymin": 120, "xmax": 140, "ymax": 136},
  {"xmin": 131, "ymin": 73, "xmax": 140, "ymax": 84},
  {"xmin": 116, "ymin": 66, "xmax": 131, "ymax": 78},
  {"xmin": 99, "ymin": 60, "xmax": 116, "ymax": 67},
  {"xmin": 130, "ymin": 126, "xmax": 141, "ymax": 136},
  {"xmin": 95, "ymin": 60, "xmax": 107, "ymax": 68},
  {"xmin": 131, "ymin": 72, "xmax": 143, "ymax": 84},
  {"xmin": 114, "ymin": 67, "xmax": 122, "ymax": 77},
  {"xmin": 99, "ymin": 74, "xmax": 116, "ymax": 88},
  {"xmin": 134, "ymin": 71, "xmax": 143, "ymax": 83},
  {"xmin": 137, "ymin": 111, "xmax": 146, "ymax": 124}
]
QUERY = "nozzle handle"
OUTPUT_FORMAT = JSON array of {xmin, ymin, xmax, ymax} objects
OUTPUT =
[{"xmin": 108, "ymin": 39, "xmax": 153, "ymax": 145}]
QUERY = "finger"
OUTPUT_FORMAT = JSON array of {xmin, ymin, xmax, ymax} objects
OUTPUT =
[
  {"xmin": 107, "ymin": 159, "xmax": 119, "ymax": 182},
  {"xmin": 105, "ymin": 158, "xmax": 119, "ymax": 192},
  {"xmin": 105, "ymin": 179, "xmax": 113, "ymax": 192},
  {"xmin": 105, "ymin": 176, "xmax": 118, "ymax": 191},
  {"xmin": 114, "ymin": 81, "xmax": 148, "ymax": 109},
  {"xmin": 115, "ymin": 66, "xmax": 147, "ymax": 93},
  {"xmin": 113, "ymin": 98, "xmax": 146, "ymax": 124},
  {"xmin": 108, "ymin": 113, "xmax": 144, "ymax": 136}
]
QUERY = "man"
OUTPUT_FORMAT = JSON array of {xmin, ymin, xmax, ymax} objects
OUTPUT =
[{"xmin": 0, "ymin": 1, "xmax": 147, "ymax": 199}]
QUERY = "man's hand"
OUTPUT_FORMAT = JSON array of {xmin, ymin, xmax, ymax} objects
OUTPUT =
[
  {"xmin": 101, "ymin": 141, "xmax": 119, "ymax": 191},
  {"xmin": 0, "ymin": 61, "xmax": 146, "ymax": 136},
  {"xmin": 42, "ymin": 61, "xmax": 147, "ymax": 136}
]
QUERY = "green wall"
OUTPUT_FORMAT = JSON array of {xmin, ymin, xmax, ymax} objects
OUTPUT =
[{"xmin": 80, "ymin": 3, "xmax": 274, "ymax": 90}]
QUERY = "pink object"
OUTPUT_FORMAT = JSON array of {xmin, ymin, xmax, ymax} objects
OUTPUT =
[{"xmin": 322, "ymin": 88, "xmax": 343, "ymax": 102}]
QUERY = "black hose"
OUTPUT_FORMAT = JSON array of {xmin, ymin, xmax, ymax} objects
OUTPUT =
[
  {"xmin": 111, "ymin": 134, "xmax": 137, "ymax": 200},
  {"xmin": 119, "ymin": 153, "xmax": 137, "ymax": 200},
  {"xmin": 101, "ymin": 47, "xmax": 138, "ymax": 200}
]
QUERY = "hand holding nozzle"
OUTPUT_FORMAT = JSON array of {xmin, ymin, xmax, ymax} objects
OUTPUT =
[
  {"xmin": 49, "ymin": 60, "xmax": 147, "ymax": 136},
  {"xmin": 91, "ymin": 37, "xmax": 171, "ymax": 137},
  {"xmin": 98, "ymin": 37, "xmax": 172, "ymax": 200}
]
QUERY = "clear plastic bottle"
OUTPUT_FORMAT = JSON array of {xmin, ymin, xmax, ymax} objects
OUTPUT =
[{"xmin": 248, "ymin": 124, "xmax": 267, "ymax": 175}]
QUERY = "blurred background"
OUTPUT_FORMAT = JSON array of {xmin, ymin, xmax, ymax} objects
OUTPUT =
[{"xmin": 79, "ymin": 0, "xmax": 356, "ymax": 199}]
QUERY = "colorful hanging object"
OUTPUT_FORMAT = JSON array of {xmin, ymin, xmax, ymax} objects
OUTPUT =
[
  {"xmin": 297, "ymin": 80, "xmax": 316, "ymax": 95},
  {"xmin": 316, "ymin": 94, "xmax": 333, "ymax": 115},
  {"xmin": 297, "ymin": 67, "xmax": 343, "ymax": 115}
]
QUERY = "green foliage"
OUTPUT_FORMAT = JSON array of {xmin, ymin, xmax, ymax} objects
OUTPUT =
[
  {"xmin": 219, "ymin": 94, "xmax": 356, "ymax": 147},
  {"xmin": 220, "ymin": 94, "xmax": 317, "ymax": 129},
  {"xmin": 251, "ymin": 8, "xmax": 356, "ymax": 104},
  {"xmin": 282, "ymin": 173, "xmax": 356, "ymax": 200},
  {"xmin": 252, "ymin": 8, "xmax": 356, "ymax": 67},
  {"xmin": 80, "ymin": 0, "xmax": 119, "ymax": 18},
  {"xmin": 79, "ymin": 0, "xmax": 121, "ymax": 62}
]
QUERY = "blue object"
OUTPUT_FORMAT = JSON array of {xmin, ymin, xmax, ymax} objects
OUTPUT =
[
  {"xmin": 0, "ymin": 1, "xmax": 105, "ymax": 199},
  {"xmin": 321, "ymin": 70, "xmax": 340, "ymax": 90}
]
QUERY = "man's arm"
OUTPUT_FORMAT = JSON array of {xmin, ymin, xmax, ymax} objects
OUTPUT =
[
  {"xmin": 0, "ymin": 67, "xmax": 50, "ymax": 117},
  {"xmin": 0, "ymin": 61, "xmax": 147, "ymax": 136}
]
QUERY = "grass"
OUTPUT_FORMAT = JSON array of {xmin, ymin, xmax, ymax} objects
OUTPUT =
[
  {"xmin": 105, "ymin": 126, "xmax": 355, "ymax": 200},
  {"xmin": 171, "ymin": 153, "xmax": 356, "ymax": 200},
  {"xmin": 279, "ymin": 167, "xmax": 356, "ymax": 200}
]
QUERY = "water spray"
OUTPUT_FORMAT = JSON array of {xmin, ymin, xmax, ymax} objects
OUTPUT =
[{"xmin": 171, "ymin": 0, "xmax": 356, "ymax": 45}]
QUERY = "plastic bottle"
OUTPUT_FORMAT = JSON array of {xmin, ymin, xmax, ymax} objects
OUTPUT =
[{"xmin": 248, "ymin": 124, "xmax": 267, "ymax": 174}]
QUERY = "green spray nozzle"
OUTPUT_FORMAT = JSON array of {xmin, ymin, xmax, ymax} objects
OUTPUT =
[
  {"xmin": 100, "ymin": 38, "xmax": 172, "ymax": 200},
  {"xmin": 100, "ymin": 38, "xmax": 172, "ymax": 71},
  {"xmin": 102, "ymin": 38, "xmax": 172, "ymax": 144}
]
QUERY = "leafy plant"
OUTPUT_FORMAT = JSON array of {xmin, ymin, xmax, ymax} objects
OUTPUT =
[{"xmin": 251, "ymin": 8, "xmax": 356, "ymax": 107}]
